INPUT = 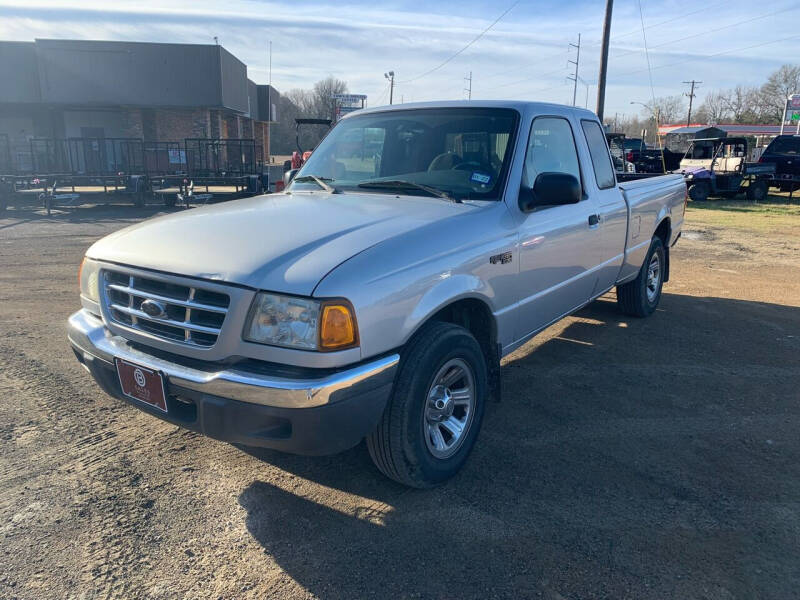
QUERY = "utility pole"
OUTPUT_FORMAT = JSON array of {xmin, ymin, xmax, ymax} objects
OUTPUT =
[
  {"xmin": 683, "ymin": 80, "xmax": 701, "ymax": 126},
  {"xmin": 596, "ymin": 0, "xmax": 613, "ymax": 121},
  {"xmin": 267, "ymin": 41, "xmax": 272, "ymax": 163},
  {"xmin": 568, "ymin": 34, "xmax": 581, "ymax": 107},
  {"xmin": 385, "ymin": 71, "xmax": 395, "ymax": 105},
  {"xmin": 464, "ymin": 71, "xmax": 473, "ymax": 100}
]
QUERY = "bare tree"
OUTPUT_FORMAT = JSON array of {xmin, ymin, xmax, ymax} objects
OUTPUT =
[
  {"xmin": 760, "ymin": 64, "xmax": 800, "ymax": 122},
  {"xmin": 270, "ymin": 78, "xmax": 350, "ymax": 155},
  {"xmin": 719, "ymin": 86, "xmax": 759, "ymax": 123},
  {"xmin": 643, "ymin": 95, "xmax": 686, "ymax": 125},
  {"xmin": 693, "ymin": 90, "xmax": 729, "ymax": 125}
]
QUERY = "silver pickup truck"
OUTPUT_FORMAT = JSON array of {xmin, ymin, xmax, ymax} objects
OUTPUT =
[{"xmin": 69, "ymin": 101, "xmax": 685, "ymax": 487}]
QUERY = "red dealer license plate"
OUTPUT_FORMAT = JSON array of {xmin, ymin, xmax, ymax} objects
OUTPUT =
[{"xmin": 115, "ymin": 358, "xmax": 168, "ymax": 413}]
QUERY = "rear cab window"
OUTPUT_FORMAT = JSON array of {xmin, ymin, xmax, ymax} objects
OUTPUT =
[
  {"xmin": 581, "ymin": 120, "xmax": 616, "ymax": 189},
  {"xmin": 766, "ymin": 136, "xmax": 800, "ymax": 155}
]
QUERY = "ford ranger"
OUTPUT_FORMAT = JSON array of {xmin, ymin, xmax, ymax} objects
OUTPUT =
[{"xmin": 69, "ymin": 101, "xmax": 686, "ymax": 487}]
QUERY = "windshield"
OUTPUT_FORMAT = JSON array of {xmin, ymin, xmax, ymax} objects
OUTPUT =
[
  {"xmin": 767, "ymin": 136, "xmax": 800, "ymax": 155},
  {"xmin": 291, "ymin": 108, "xmax": 519, "ymax": 201}
]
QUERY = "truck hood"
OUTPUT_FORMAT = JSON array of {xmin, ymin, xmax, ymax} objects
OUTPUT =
[{"xmin": 87, "ymin": 192, "xmax": 477, "ymax": 295}]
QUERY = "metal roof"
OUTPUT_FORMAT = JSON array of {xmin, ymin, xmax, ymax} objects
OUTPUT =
[{"xmin": 660, "ymin": 123, "xmax": 788, "ymax": 136}]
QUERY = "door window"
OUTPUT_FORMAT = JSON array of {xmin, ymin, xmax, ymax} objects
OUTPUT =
[{"xmin": 524, "ymin": 117, "xmax": 582, "ymax": 193}]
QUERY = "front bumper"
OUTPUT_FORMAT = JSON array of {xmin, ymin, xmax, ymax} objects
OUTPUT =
[{"xmin": 68, "ymin": 309, "xmax": 398, "ymax": 455}]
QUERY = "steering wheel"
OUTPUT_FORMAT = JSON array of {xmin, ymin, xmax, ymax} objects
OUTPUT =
[{"xmin": 453, "ymin": 161, "xmax": 485, "ymax": 172}]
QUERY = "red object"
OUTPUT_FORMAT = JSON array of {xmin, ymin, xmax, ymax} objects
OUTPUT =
[
  {"xmin": 302, "ymin": 151, "xmax": 313, "ymax": 162},
  {"xmin": 626, "ymin": 151, "xmax": 634, "ymax": 162},
  {"xmin": 115, "ymin": 358, "xmax": 167, "ymax": 412},
  {"xmin": 275, "ymin": 180, "xmax": 285, "ymax": 193},
  {"xmin": 291, "ymin": 151, "xmax": 303, "ymax": 170}
]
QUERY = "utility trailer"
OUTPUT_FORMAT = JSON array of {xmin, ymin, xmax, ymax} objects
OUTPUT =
[
  {"xmin": 678, "ymin": 137, "xmax": 775, "ymax": 201},
  {"xmin": 0, "ymin": 174, "xmax": 150, "ymax": 214}
]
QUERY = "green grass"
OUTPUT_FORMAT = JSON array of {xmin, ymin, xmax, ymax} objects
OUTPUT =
[{"xmin": 687, "ymin": 195, "xmax": 800, "ymax": 231}]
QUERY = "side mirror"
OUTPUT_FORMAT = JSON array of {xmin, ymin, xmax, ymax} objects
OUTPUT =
[
  {"xmin": 284, "ymin": 169, "xmax": 300, "ymax": 187},
  {"xmin": 519, "ymin": 172, "xmax": 581, "ymax": 212}
]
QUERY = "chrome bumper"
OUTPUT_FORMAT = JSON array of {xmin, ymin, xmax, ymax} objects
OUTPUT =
[{"xmin": 67, "ymin": 309, "xmax": 399, "ymax": 409}]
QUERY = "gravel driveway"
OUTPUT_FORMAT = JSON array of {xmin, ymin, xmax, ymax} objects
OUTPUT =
[{"xmin": 1, "ymin": 203, "xmax": 799, "ymax": 599}]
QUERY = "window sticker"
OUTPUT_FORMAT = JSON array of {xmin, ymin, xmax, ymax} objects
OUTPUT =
[{"xmin": 471, "ymin": 172, "xmax": 491, "ymax": 185}]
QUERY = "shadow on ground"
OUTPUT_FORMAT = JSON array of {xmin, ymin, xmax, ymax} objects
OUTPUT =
[
  {"xmin": 237, "ymin": 293, "xmax": 800, "ymax": 599},
  {"xmin": 0, "ymin": 204, "xmax": 182, "ymax": 231}
]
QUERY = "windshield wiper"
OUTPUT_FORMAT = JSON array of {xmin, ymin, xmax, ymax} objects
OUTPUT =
[
  {"xmin": 357, "ymin": 180, "xmax": 460, "ymax": 203},
  {"xmin": 292, "ymin": 175, "xmax": 338, "ymax": 193}
]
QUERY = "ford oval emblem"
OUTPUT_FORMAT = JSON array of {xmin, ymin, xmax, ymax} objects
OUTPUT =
[{"xmin": 140, "ymin": 299, "xmax": 168, "ymax": 319}]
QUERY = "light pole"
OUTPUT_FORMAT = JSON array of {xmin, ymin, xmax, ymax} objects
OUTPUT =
[
  {"xmin": 631, "ymin": 101, "xmax": 666, "ymax": 173},
  {"xmin": 384, "ymin": 71, "xmax": 395, "ymax": 105}
]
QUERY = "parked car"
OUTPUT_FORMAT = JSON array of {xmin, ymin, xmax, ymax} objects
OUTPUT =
[
  {"xmin": 679, "ymin": 137, "xmax": 775, "ymax": 201},
  {"xmin": 69, "ymin": 101, "xmax": 686, "ymax": 487},
  {"xmin": 759, "ymin": 134, "xmax": 800, "ymax": 192}
]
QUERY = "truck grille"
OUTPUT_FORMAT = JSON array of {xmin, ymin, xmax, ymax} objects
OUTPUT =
[{"xmin": 102, "ymin": 270, "xmax": 230, "ymax": 347}]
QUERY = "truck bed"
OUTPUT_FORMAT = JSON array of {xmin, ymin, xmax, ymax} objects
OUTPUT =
[{"xmin": 617, "ymin": 174, "xmax": 686, "ymax": 284}]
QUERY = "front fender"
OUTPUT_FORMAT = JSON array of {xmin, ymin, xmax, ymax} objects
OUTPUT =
[{"xmin": 403, "ymin": 273, "xmax": 495, "ymax": 344}]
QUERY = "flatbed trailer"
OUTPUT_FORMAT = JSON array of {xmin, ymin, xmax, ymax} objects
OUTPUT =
[{"xmin": 1, "ymin": 174, "xmax": 148, "ymax": 213}]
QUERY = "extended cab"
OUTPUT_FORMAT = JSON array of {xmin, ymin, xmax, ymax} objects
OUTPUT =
[{"xmin": 69, "ymin": 101, "xmax": 685, "ymax": 487}]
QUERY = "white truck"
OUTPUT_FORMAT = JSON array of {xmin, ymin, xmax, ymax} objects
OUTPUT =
[{"xmin": 69, "ymin": 101, "xmax": 686, "ymax": 487}]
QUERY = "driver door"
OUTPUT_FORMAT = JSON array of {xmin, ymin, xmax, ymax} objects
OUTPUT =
[{"xmin": 514, "ymin": 115, "xmax": 604, "ymax": 340}]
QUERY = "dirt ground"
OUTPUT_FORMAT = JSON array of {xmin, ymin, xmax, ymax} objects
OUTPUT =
[{"xmin": 1, "ymin": 196, "xmax": 799, "ymax": 600}]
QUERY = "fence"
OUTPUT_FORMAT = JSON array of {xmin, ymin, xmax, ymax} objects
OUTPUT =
[
  {"xmin": 28, "ymin": 138, "xmax": 145, "ymax": 175},
  {"xmin": 4, "ymin": 137, "xmax": 261, "ymax": 177},
  {"xmin": 184, "ymin": 138, "xmax": 258, "ymax": 177},
  {"xmin": 143, "ymin": 141, "xmax": 187, "ymax": 175}
]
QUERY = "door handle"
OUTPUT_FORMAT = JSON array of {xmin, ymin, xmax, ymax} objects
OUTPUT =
[{"xmin": 588, "ymin": 214, "xmax": 600, "ymax": 227}]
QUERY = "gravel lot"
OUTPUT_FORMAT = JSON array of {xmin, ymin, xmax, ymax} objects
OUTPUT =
[{"xmin": 1, "ymin": 200, "xmax": 799, "ymax": 599}]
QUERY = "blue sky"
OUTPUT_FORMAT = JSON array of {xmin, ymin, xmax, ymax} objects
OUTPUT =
[{"xmin": 1, "ymin": 0, "xmax": 798, "ymax": 120}]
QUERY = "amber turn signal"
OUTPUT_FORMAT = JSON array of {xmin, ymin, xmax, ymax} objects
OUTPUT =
[{"xmin": 319, "ymin": 303, "xmax": 358, "ymax": 350}]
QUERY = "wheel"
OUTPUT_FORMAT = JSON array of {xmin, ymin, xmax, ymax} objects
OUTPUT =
[
  {"xmin": 746, "ymin": 180, "xmax": 767, "ymax": 201},
  {"xmin": 367, "ymin": 321, "xmax": 488, "ymax": 488},
  {"xmin": 616, "ymin": 236, "xmax": 665, "ymax": 318},
  {"xmin": 688, "ymin": 182, "xmax": 709, "ymax": 202},
  {"xmin": 134, "ymin": 192, "xmax": 145, "ymax": 208},
  {"xmin": 164, "ymin": 194, "xmax": 176, "ymax": 208}
]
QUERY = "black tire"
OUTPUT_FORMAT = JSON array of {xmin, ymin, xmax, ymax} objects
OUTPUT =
[
  {"xmin": 367, "ymin": 321, "xmax": 488, "ymax": 488},
  {"xmin": 688, "ymin": 182, "xmax": 709, "ymax": 202},
  {"xmin": 746, "ymin": 180, "xmax": 767, "ymax": 201},
  {"xmin": 164, "ymin": 194, "xmax": 176, "ymax": 208},
  {"xmin": 616, "ymin": 236, "xmax": 665, "ymax": 318}
]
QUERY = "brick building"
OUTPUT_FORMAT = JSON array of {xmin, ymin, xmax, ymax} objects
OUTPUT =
[{"xmin": 0, "ymin": 39, "xmax": 278, "ymax": 173}]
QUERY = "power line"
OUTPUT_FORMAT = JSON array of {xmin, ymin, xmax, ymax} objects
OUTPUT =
[
  {"xmin": 491, "ymin": 66, "xmax": 568, "ymax": 90},
  {"xmin": 637, "ymin": 0, "xmax": 666, "ymax": 173},
  {"xmin": 481, "ymin": 48, "xmax": 570, "ymax": 82},
  {"xmin": 609, "ymin": 32, "xmax": 800, "ymax": 82},
  {"xmin": 608, "ymin": 7, "xmax": 791, "ymax": 62},
  {"xmin": 397, "ymin": 0, "xmax": 521, "ymax": 84}
]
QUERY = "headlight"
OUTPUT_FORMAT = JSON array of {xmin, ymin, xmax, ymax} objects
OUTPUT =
[
  {"xmin": 243, "ymin": 293, "xmax": 358, "ymax": 351},
  {"xmin": 79, "ymin": 257, "xmax": 100, "ymax": 303}
]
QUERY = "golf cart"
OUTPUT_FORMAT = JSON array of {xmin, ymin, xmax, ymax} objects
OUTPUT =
[{"xmin": 679, "ymin": 137, "xmax": 775, "ymax": 201}]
